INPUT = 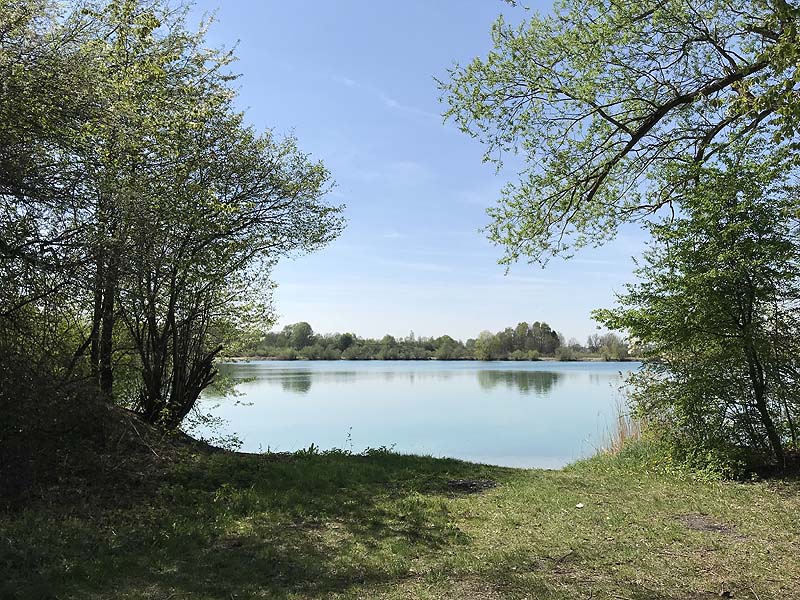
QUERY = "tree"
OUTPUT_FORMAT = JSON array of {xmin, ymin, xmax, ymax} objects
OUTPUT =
[
  {"xmin": 1, "ymin": 1, "xmax": 98, "ymax": 332},
  {"xmin": 513, "ymin": 321, "xmax": 529, "ymax": 350},
  {"xmin": 474, "ymin": 330, "xmax": 497, "ymax": 361},
  {"xmin": 595, "ymin": 151, "xmax": 800, "ymax": 471},
  {"xmin": 0, "ymin": 0, "xmax": 101, "ymax": 380},
  {"xmin": 289, "ymin": 322, "xmax": 315, "ymax": 350},
  {"xmin": 0, "ymin": 1, "xmax": 115, "ymax": 493},
  {"xmin": 434, "ymin": 335, "xmax": 462, "ymax": 360},
  {"xmin": 586, "ymin": 334, "xmax": 602, "ymax": 353},
  {"xmin": 598, "ymin": 333, "xmax": 628, "ymax": 361},
  {"xmin": 335, "ymin": 332, "xmax": 354, "ymax": 352},
  {"xmin": 440, "ymin": 0, "xmax": 800, "ymax": 263},
  {"xmin": 528, "ymin": 322, "xmax": 559, "ymax": 354},
  {"xmin": 100, "ymin": 2, "xmax": 341, "ymax": 426},
  {"xmin": 1, "ymin": 0, "xmax": 344, "ymax": 430}
]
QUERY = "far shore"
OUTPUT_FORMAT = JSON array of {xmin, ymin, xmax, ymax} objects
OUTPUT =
[{"xmin": 219, "ymin": 356, "xmax": 636, "ymax": 363}]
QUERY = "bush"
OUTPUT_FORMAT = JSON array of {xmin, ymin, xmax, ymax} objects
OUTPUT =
[
  {"xmin": 0, "ymin": 357, "xmax": 106, "ymax": 502},
  {"xmin": 556, "ymin": 347, "xmax": 575, "ymax": 361},
  {"xmin": 595, "ymin": 156, "xmax": 800, "ymax": 473}
]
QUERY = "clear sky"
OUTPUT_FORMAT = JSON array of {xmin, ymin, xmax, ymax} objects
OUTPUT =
[{"xmin": 189, "ymin": 0, "xmax": 648, "ymax": 343}]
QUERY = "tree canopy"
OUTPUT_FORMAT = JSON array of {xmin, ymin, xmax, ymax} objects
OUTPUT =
[
  {"xmin": 1, "ymin": 0, "xmax": 344, "ymax": 431},
  {"xmin": 440, "ymin": 0, "xmax": 800, "ymax": 263},
  {"xmin": 595, "ymin": 149, "xmax": 800, "ymax": 471}
]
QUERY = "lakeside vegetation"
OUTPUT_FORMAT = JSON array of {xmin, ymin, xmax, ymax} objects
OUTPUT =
[{"xmin": 230, "ymin": 321, "xmax": 630, "ymax": 361}]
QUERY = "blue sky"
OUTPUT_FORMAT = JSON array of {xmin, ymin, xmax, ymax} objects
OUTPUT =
[{"xmin": 189, "ymin": 0, "xmax": 648, "ymax": 343}]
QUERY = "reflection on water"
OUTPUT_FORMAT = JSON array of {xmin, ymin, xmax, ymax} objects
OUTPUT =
[
  {"xmin": 217, "ymin": 363, "xmax": 462, "ymax": 394},
  {"xmin": 232, "ymin": 366, "xmax": 562, "ymax": 396},
  {"xmin": 199, "ymin": 360, "xmax": 639, "ymax": 468},
  {"xmin": 280, "ymin": 370, "xmax": 313, "ymax": 394},
  {"xmin": 477, "ymin": 369, "xmax": 561, "ymax": 395}
]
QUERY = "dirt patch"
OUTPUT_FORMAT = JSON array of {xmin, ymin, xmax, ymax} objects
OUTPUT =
[
  {"xmin": 447, "ymin": 479, "xmax": 498, "ymax": 494},
  {"xmin": 676, "ymin": 513, "xmax": 739, "ymax": 536}
]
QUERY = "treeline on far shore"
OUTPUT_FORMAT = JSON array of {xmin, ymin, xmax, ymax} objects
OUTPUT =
[{"xmin": 228, "ymin": 322, "xmax": 631, "ymax": 361}]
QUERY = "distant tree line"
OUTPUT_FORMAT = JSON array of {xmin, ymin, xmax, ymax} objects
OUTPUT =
[{"xmin": 230, "ymin": 322, "xmax": 630, "ymax": 361}]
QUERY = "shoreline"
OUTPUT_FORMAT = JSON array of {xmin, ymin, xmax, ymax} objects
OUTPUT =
[{"xmin": 219, "ymin": 356, "xmax": 636, "ymax": 363}]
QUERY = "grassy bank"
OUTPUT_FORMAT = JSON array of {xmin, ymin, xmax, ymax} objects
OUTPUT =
[{"xmin": 2, "ymin": 441, "xmax": 799, "ymax": 599}]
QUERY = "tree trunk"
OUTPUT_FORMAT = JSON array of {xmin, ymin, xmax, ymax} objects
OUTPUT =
[
  {"xmin": 745, "ymin": 346, "xmax": 785, "ymax": 468},
  {"xmin": 89, "ymin": 256, "xmax": 104, "ymax": 382},
  {"xmin": 98, "ymin": 256, "xmax": 118, "ymax": 398}
]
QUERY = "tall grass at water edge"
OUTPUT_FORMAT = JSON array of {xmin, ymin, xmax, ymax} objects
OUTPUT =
[{"xmin": 601, "ymin": 394, "xmax": 643, "ymax": 455}]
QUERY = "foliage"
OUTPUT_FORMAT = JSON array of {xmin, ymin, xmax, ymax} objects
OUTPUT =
[
  {"xmin": 583, "ymin": 333, "xmax": 629, "ymax": 360},
  {"xmin": 226, "ymin": 320, "xmax": 631, "ymax": 361},
  {"xmin": 288, "ymin": 322, "xmax": 315, "ymax": 349},
  {"xmin": 0, "ymin": 0, "xmax": 109, "ymax": 491},
  {"xmin": 555, "ymin": 346, "xmax": 575, "ymax": 361},
  {"xmin": 439, "ymin": 0, "xmax": 800, "ymax": 263},
  {"xmin": 595, "ymin": 151, "xmax": 800, "ymax": 471},
  {"xmin": 0, "ymin": 0, "xmax": 343, "ymax": 435}
]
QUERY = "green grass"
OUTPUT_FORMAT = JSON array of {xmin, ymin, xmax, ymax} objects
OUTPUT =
[{"xmin": 2, "ymin": 445, "xmax": 799, "ymax": 599}]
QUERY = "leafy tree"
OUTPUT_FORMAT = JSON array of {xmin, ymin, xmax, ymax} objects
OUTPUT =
[
  {"xmin": 473, "ymin": 330, "xmax": 496, "ymax": 361},
  {"xmin": 1, "ymin": 0, "xmax": 343, "ymax": 430},
  {"xmin": 513, "ymin": 321, "xmax": 529, "ymax": 350},
  {"xmin": 335, "ymin": 332, "xmax": 355, "ymax": 351},
  {"xmin": 72, "ymin": 1, "xmax": 341, "ymax": 426},
  {"xmin": 289, "ymin": 322, "xmax": 315, "ymax": 350},
  {"xmin": 1, "ymin": 1, "xmax": 97, "ymax": 335},
  {"xmin": 597, "ymin": 333, "xmax": 628, "ymax": 361},
  {"xmin": 440, "ymin": 0, "xmax": 800, "ymax": 263},
  {"xmin": 434, "ymin": 335, "xmax": 463, "ymax": 360},
  {"xmin": 529, "ymin": 322, "xmax": 559, "ymax": 354},
  {"xmin": 595, "ymin": 152, "xmax": 800, "ymax": 470},
  {"xmin": 0, "ymin": 3, "xmax": 96, "ymax": 337},
  {"xmin": 0, "ymin": 1, "xmax": 114, "ymax": 492},
  {"xmin": 556, "ymin": 346, "xmax": 576, "ymax": 361}
]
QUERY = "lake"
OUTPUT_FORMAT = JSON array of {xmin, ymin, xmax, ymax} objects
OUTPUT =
[{"xmin": 198, "ymin": 360, "xmax": 639, "ymax": 469}]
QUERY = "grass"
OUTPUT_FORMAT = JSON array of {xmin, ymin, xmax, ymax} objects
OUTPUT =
[
  {"xmin": 2, "ymin": 437, "xmax": 799, "ymax": 600},
  {"xmin": 599, "ymin": 396, "xmax": 643, "ymax": 456}
]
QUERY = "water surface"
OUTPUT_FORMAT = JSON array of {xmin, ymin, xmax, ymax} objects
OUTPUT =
[{"xmin": 199, "ymin": 360, "xmax": 638, "ymax": 468}]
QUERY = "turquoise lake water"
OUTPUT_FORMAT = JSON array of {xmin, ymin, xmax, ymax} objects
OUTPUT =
[{"xmin": 199, "ymin": 360, "xmax": 639, "ymax": 469}]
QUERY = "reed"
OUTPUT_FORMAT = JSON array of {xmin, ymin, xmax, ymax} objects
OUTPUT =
[{"xmin": 602, "ymin": 395, "xmax": 643, "ymax": 455}]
